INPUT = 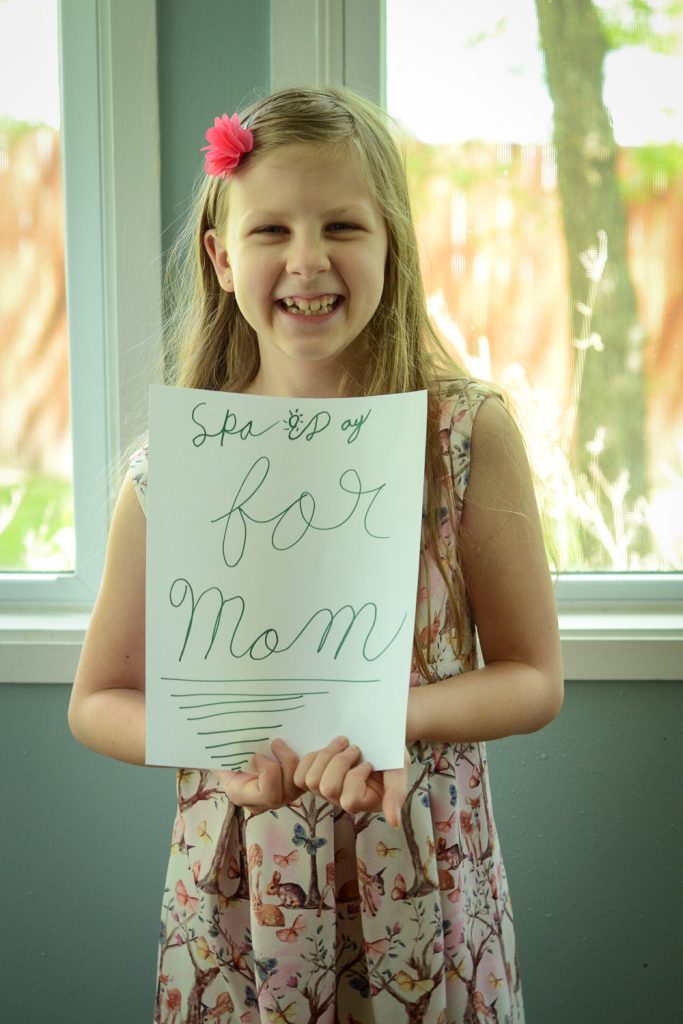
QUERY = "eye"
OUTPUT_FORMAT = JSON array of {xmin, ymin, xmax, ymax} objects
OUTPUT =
[
  {"xmin": 254, "ymin": 225, "xmax": 288, "ymax": 235},
  {"xmin": 328, "ymin": 222, "xmax": 361, "ymax": 232}
]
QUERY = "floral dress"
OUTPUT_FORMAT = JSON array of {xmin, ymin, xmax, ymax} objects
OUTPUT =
[{"xmin": 131, "ymin": 381, "xmax": 524, "ymax": 1024}]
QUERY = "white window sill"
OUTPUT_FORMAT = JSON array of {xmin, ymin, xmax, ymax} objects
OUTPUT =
[
  {"xmin": 1, "ymin": 605, "xmax": 681, "ymax": 683},
  {"xmin": 1, "ymin": 607, "xmax": 91, "ymax": 684},
  {"xmin": 556, "ymin": 608, "xmax": 682, "ymax": 680}
]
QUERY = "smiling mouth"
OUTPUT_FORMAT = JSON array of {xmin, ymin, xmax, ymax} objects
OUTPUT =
[{"xmin": 277, "ymin": 295, "xmax": 343, "ymax": 316}]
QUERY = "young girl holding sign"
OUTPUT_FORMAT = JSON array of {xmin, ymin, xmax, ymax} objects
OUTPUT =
[{"xmin": 70, "ymin": 87, "xmax": 562, "ymax": 1024}]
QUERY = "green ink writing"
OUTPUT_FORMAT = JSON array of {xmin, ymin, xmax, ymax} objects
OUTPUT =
[
  {"xmin": 169, "ymin": 577, "xmax": 406, "ymax": 664},
  {"xmin": 191, "ymin": 402, "xmax": 278, "ymax": 445},
  {"xmin": 341, "ymin": 409, "xmax": 371, "ymax": 443},
  {"xmin": 212, "ymin": 456, "xmax": 389, "ymax": 567}
]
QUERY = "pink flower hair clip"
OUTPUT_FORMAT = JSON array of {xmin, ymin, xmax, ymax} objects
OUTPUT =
[{"xmin": 201, "ymin": 113, "xmax": 254, "ymax": 179}]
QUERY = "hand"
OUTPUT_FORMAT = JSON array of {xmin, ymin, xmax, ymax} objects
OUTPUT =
[
  {"xmin": 214, "ymin": 738, "xmax": 304, "ymax": 816},
  {"xmin": 293, "ymin": 736, "xmax": 410, "ymax": 828}
]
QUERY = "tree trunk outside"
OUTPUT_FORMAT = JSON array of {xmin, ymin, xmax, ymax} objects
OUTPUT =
[{"xmin": 534, "ymin": 0, "xmax": 648, "ymax": 560}]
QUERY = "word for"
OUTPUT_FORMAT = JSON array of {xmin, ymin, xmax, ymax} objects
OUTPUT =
[{"xmin": 212, "ymin": 456, "xmax": 389, "ymax": 567}]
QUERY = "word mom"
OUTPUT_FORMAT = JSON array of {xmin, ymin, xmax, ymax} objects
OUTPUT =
[{"xmin": 169, "ymin": 578, "xmax": 406, "ymax": 664}]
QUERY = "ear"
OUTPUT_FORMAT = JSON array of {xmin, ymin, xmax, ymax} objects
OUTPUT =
[{"xmin": 204, "ymin": 228, "xmax": 235, "ymax": 292}]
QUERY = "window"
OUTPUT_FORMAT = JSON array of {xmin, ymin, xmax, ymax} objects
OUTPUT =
[
  {"xmin": 0, "ymin": 0, "xmax": 73, "ymax": 574},
  {"xmin": 271, "ymin": 0, "xmax": 682, "ymax": 678},
  {"xmin": 0, "ymin": 0, "xmax": 161, "ymax": 681},
  {"xmin": 385, "ymin": 0, "xmax": 683, "ymax": 580}
]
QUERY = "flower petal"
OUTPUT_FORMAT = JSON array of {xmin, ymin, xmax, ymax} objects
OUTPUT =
[{"xmin": 201, "ymin": 112, "xmax": 254, "ymax": 179}]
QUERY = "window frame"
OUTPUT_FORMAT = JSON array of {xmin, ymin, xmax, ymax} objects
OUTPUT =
[
  {"xmin": 0, "ymin": 0, "xmax": 161, "ymax": 679},
  {"xmin": 2, "ymin": 0, "xmax": 680, "ymax": 684},
  {"xmin": 270, "ymin": 0, "xmax": 683, "ymax": 681}
]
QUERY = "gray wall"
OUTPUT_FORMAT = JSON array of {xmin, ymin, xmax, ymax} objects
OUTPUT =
[
  {"xmin": 3, "ymin": 681, "xmax": 681, "ymax": 1022},
  {"xmin": 3, "ymin": 2, "xmax": 681, "ymax": 1022},
  {"xmin": 157, "ymin": 0, "xmax": 271, "ymax": 259}
]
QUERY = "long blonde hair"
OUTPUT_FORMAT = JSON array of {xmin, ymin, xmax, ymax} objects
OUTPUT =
[{"xmin": 164, "ymin": 86, "xmax": 482, "ymax": 679}]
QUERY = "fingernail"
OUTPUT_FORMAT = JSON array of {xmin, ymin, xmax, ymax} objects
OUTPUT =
[{"xmin": 335, "ymin": 735, "xmax": 349, "ymax": 745}]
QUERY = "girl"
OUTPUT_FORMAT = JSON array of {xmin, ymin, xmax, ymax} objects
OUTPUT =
[{"xmin": 69, "ymin": 87, "xmax": 562, "ymax": 1024}]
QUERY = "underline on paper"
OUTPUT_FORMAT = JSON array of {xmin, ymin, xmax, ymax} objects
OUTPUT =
[
  {"xmin": 171, "ymin": 692, "xmax": 327, "ymax": 700},
  {"xmin": 161, "ymin": 676, "xmax": 379, "ymax": 684},
  {"xmin": 187, "ymin": 704, "xmax": 306, "ymax": 720},
  {"xmin": 196, "ymin": 724, "xmax": 284, "ymax": 735},
  {"xmin": 205, "ymin": 739, "xmax": 270, "ymax": 749}
]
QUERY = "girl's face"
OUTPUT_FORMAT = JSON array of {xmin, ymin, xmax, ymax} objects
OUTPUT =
[{"xmin": 204, "ymin": 143, "xmax": 388, "ymax": 396}]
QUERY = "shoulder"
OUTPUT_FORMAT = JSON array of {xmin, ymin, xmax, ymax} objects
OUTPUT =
[
  {"xmin": 434, "ymin": 377, "xmax": 521, "ymax": 462},
  {"xmin": 461, "ymin": 391, "xmax": 538, "ymax": 546},
  {"xmin": 436, "ymin": 377, "xmax": 503, "ymax": 433},
  {"xmin": 468, "ymin": 394, "xmax": 527, "ymax": 486},
  {"xmin": 433, "ymin": 378, "xmax": 507, "ymax": 500}
]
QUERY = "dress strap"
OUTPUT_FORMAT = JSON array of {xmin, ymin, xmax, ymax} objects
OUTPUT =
[{"xmin": 129, "ymin": 443, "xmax": 149, "ymax": 515}]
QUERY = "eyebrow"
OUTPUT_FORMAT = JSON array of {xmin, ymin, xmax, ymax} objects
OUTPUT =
[{"xmin": 244, "ymin": 205, "xmax": 373, "ymax": 221}]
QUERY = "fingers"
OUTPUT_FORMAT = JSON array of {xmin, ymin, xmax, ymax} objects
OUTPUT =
[
  {"xmin": 218, "ymin": 738, "xmax": 311, "ymax": 814},
  {"xmin": 294, "ymin": 736, "xmax": 364, "ymax": 805},
  {"xmin": 293, "ymin": 735, "xmax": 348, "ymax": 790},
  {"xmin": 214, "ymin": 753, "xmax": 281, "ymax": 814},
  {"xmin": 217, "ymin": 738, "xmax": 408, "ymax": 827},
  {"xmin": 270, "ymin": 738, "xmax": 304, "ymax": 805},
  {"xmin": 239, "ymin": 757, "xmax": 278, "ymax": 808},
  {"xmin": 293, "ymin": 749, "xmax": 318, "ymax": 790},
  {"xmin": 381, "ymin": 766, "xmax": 408, "ymax": 829},
  {"xmin": 381, "ymin": 750, "xmax": 410, "ymax": 828},
  {"xmin": 214, "ymin": 739, "xmax": 303, "ymax": 815},
  {"xmin": 214, "ymin": 768, "xmax": 261, "ymax": 812},
  {"xmin": 338, "ymin": 761, "xmax": 384, "ymax": 816},
  {"xmin": 294, "ymin": 736, "xmax": 385, "ymax": 817}
]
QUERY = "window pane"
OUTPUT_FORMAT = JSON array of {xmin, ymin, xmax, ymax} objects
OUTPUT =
[
  {"xmin": 0, "ymin": 0, "xmax": 73, "ymax": 572},
  {"xmin": 386, "ymin": 0, "xmax": 682, "ymax": 571}
]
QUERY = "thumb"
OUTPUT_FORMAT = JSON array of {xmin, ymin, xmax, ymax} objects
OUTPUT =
[{"xmin": 382, "ymin": 770, "xmax": 407, "ymax": 829}]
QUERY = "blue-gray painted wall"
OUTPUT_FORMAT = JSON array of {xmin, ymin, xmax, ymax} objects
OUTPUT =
[
  {"xmin": 4, "ymin": 682, "xmax": 681, "ymax": 1022},
  {"xmin": 3, "ymin": 2, "xmax": 681, "ymax": 1021}
]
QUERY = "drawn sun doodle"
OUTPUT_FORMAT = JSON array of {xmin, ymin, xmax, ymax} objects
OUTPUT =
[{"xmin": 285, "ymin": 409, "xmax": 303, "ymax": 435}]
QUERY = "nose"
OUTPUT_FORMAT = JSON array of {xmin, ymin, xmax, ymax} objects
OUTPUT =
[{"xmin": 285, "ymin": 231, "xmax": 330, "ymax": 278}]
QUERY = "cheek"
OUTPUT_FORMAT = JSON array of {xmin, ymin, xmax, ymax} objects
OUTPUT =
[{"xmin": 236, "ymin": 257, "xmax": 274, "ymax": 296}]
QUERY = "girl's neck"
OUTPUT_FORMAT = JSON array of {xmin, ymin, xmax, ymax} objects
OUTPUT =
[{"xmin": 245, "ymin": 355, "xmax": 364, "ymax": 400}]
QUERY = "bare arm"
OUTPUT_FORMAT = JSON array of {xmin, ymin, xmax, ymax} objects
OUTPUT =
[
  {"xmin": 68, "ymin": 471, "xmax": 304, "ymax": 809},
  {"xmin": 406, "ymin": 396, "xmax": 564, "ymax": 745},
  {"xmin": 68, "ymin": 474, "xmax": 148, "ymax": 764}
]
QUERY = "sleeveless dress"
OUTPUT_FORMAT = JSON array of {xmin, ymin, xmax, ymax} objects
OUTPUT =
[{"xmin": 131, "ymin": 381, "xmax": 524, "ymax": 1024}]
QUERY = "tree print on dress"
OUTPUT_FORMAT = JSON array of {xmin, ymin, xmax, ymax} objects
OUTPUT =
[
  {"xmin": 144, "ymin": 385, "xmax": 525, "ymax": 1023},
  {"xmin": 398, "ymin": 759, "xmax": 439, "ymax": 899}
]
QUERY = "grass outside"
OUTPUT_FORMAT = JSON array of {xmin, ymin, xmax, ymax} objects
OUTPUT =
[{"xmin": 0, "ymin": 474, "xmax": 74, "ymax": 572}]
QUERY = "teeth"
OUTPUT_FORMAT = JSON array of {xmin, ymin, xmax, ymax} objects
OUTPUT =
[{"xmin": 280, "ymin": 294, "xmax": 338, "ymax": 314}]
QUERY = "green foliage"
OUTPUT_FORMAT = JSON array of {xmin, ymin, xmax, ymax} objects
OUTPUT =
[
  {"xmin": 399, "ymin": 135, "xmax": 682, "ymax": 569},
  {"xmin": 0, "ymin": 474, "xmax": 74, "ymax": 571},
  {"xmin": 403, "ymin": 141, "xmax": 477, "ymax": 195},
  {"xmin": 0, "ymin": 115, "xmax": 49, "ymax": 148},
  {"xmin": 596, "ymin": 0, "xmax": 683, "ymax": 54},
  {"xmin": 619, "ymin": 142, "xmax": 683, "ymax": 199},
  {"xmin": 404, "ymin": 139, "xmax": 525, "ymax": 202},
  {"xmin": 464, "ymin": 16, "xmax": 509, "ymax": 48}
]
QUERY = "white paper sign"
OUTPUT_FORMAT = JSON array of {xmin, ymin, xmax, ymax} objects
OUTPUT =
[{"xmin": 146, "ymin": 385, "xmax": 427, "ymax": 771}]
